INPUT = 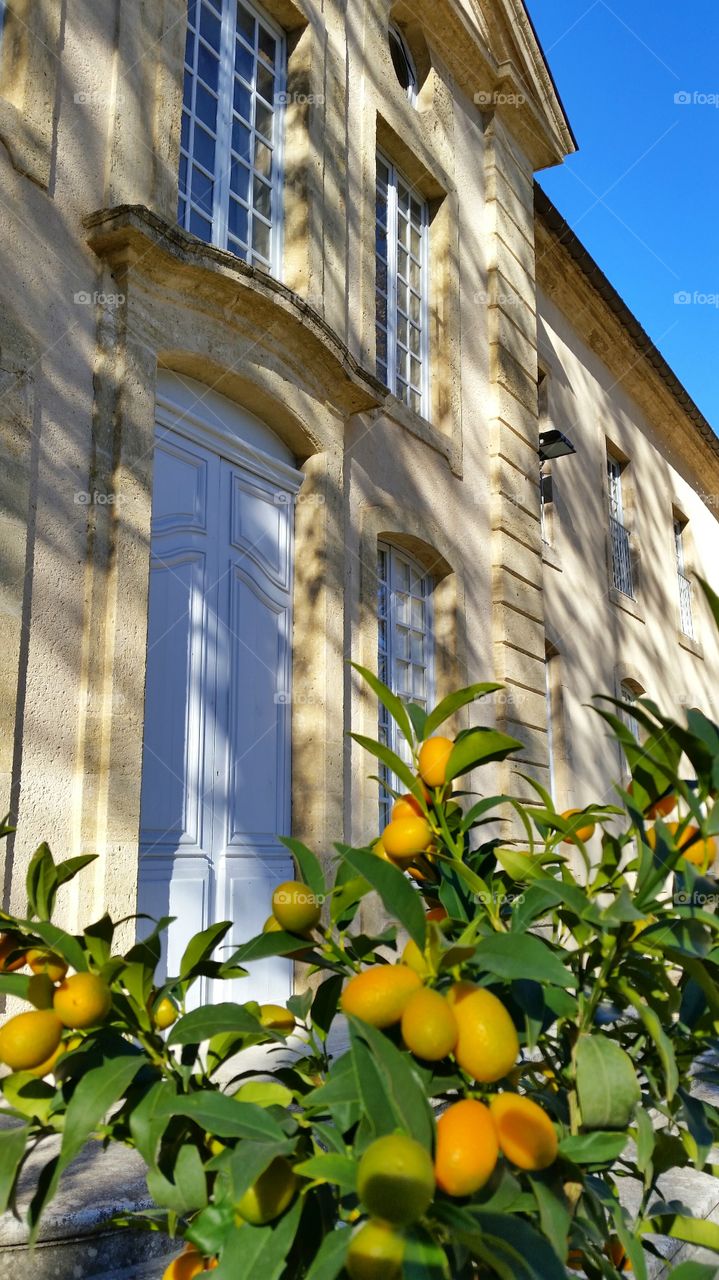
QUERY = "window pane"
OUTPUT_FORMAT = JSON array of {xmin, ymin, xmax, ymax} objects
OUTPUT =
[
  {"xmin": 252, "ymin": 217, "xmax": 271, "ymax": 259},
  {"xmin": 257, "ymin": 62, "xmax": 275, "ymax": 102},
  {"xmin": 255, "ymin": 98, "xmax": 273, "ymax": 140},
  {"xmin": 199, "ymin": 4, "xmax": 221, "ymax": 50},
  {"xmin": 253, "ymin": 174, "xmax": 272, "ymax": 218},
  {"xmin": 197, "ymin": 43, "xmax": 219, "ymax": 92},
  {"xmin": 236, "ymin": 2, "xmax": 255, "ymax": 44},
  {"xmin": 193, "ymin": 124, "xmax": 216, "ymax": 173},
  {"xmin": 254, "ymin": 137, "xmax": 272, "ymax": 176},
  {"xmin": 230, "ymin": 160, "xmax": 250, "ymax": 201},
  {"xmin": 195, "ymin": 83, "xmax": 218, "ymax": 131},
  {"xmin": 228, "ymin": 198, "xmax": 248, "ymax": 241},
  {"xmin": 258, "ymin": 25, "xmax": 277, "ymax": 67},
  {"xmin": 191, "ymin": 165, "xmax": 214, "ymax": 213},
  {"xmin": 189, "ymin": 207, "xmax": 213, "ymax": 240},
  {"xmin": 234, "ymin": 40, "xmax": 253, "ymax": 85},
  {"xmin": 232, "ymin": 118, "xmax": 251, "ymax": 160},
  {"xmin": 234, "ymin": 79, "xmax": 251, "ymax": 121}
]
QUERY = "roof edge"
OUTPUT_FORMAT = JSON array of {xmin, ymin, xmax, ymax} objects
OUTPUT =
[{"xmin": 534, "ymin": 182, "xmax": 719, "ymax": 463}]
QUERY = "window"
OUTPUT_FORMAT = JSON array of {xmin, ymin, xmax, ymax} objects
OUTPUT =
[
  {"xmin": 376, "ymin": 153, "xmax": 430, "ymax": 416},
  {"xmin": 607, "ymin": 452, "xmax": 633, "ymax": 598},
  {"xmin": 674, "ymin": 518, "xmax": 694, "ymax": 638},
  {"xmin": 178, "ymin": 0, "xmax": 285, "ymax": 273},
  {"xmin": 538, "ymin": 372, "xmax": 552, "ymax": 544},
  {"xmin": 545, "ymin": 645, "xmax": 558, "ymax": 800},
  {"xmin": 619, "ymin": 679, "xmax": 642, "ymax": 741},
  {"xmin": 377, "ymin": 543, "xmax": 434, "ymax": 825},
  {"xmin": 388, "ymin": 23, "xmax": 417, "ymax": 100}
]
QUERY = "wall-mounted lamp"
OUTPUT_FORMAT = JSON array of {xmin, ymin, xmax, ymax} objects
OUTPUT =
[{"xmin": 538, "ymin": 429, "xmax": 576, "ymax": 462}]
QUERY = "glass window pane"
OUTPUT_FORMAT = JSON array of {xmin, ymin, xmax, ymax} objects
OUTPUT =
[
  {"xmin": 232, "ymin": 118, "xmax": 251, "ymax": 160},
  {"xmin": 197, "ymin": 42, "xmax": 219, "ymax": 92},
  {"xmin": 257, "ymin": 62, "xmax": 275, "ymax": 102},
  {"xmin": 184, "ymin": 29, "xmax": 196, "ymax": 68},
  {"xmin": 179, "ymin": 153, "xmax": 188, "ymax": 195},
  {"xmin": 236, "ymin": 2, "xmax": 255, "ymax": 44},
  {"xmin": 258, "ymin": 25, "xmax": 277, "ymax": 67},
  {"xmin": 229, "ymin": 161, "xmax": 250, "ymax": 201},
  {"xmin": 253, "ymin": 174, "xmax": 272, "ymax": 218},
  {"xmin": 255, "ymin": 98, "xmax": 273, "ymax": 139},
  {"xmin": 193, "ymin": 124, "xmax": 216, "ymax": 173},
  {"xmin": 191, "ymin": 165, "xmax": 213, "ymax": 213},
  {"xmin": 199, "ymin": 4, "xmax": 221, "ymax": 51},
  {"xmin": 234, "ymin": 40, "xmax": 253, "ymax": 85},
  {"xmin": 395, "ymin": 627, "xmax": 410, "ymax": 661},
  {"xmin": 254, "ymin": 137, "xmax": 272, "ymax": 176},
  {"xmin": 195, "ymin": 82, "xmax": 218, "ymax": 131},
  {"xmin": 228, "ymin": 198, "xmax": 249, "ymax": 241},
  {"xmin": 252, "ymin": 217, "xmax": 271, "ymax": 259},
  {"xmin": 189, "ymin": 208, "xmax": 213, "ymax": 240},
  {"xmin": 234, "ymin": 79, "xmax": 251, "ymax": 121},
  {"xmin": 181, "ymin": 107, "xmax": 191, "ymax": 150}
]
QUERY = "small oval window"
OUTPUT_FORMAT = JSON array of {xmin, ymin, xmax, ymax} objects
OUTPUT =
[{"xmin": 388, "ymin": 23, "xmax": 417, "ymax": 100}]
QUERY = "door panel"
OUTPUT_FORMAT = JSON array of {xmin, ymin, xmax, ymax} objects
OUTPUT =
[{"xmin": 138, "ymin": 407, "xmax": 297, "ymax": 1006}]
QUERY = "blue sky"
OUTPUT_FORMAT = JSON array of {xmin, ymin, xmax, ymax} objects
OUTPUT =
[{"xmin": 526, "ymin": 0, "xmax": 719, "ymax": 429}]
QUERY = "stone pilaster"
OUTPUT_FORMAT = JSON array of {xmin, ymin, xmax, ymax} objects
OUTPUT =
[{"xmin": 484, "ymin": 113, "xmax": 549, "ymax": 800}]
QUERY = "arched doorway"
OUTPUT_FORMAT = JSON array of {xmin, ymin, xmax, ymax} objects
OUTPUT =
[{"xmin": 138, "ymin": 372, "xmax": 303, "ymax": 1003}]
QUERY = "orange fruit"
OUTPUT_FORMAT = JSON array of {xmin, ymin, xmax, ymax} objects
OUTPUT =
[
  {"xmin": 605, "ymin": 1238, "xmax": 631, "ymax": 1270},
  {"xmin": 489, "ymin": 1093, "xmax": 558, "ymax": 1170},
  {"xmin": 153, "ymin": 997, "xmax": 179, "ymax": 1030},
  {"xmin": 356, "ymin": 1134, "xmax": 435, "ymax": 1225},
  {"xmin": 234, "ymin": 1155, "xmax": 297, "ymax": 1225},
  {"xmin": 401, "ymin": 988, "xmax": 457, "ymax": 1061},
  {"xmin": 263, "ymin": 914, "xmax": 283, "ymax": 933},
  {"xmin": 259, "ymin": 1003, "xmax": 296, "ymax": 1033},
  {"xmin": 162, "ymin": 1245, "xmax": 216, "ymax": 1280},
  {"xmin": 426, "ymin": 906, "xmax": 448, "ymax": 922},
  {"xmin": 341, "ymin": 965, "xmax": 422, "ymax": 1028},
  {"xmin": 382, "ymin": 817, "xmax": 433, "ymax": 863},
  {"xmin": 401, "ymin": 938, "xmax": 428, "ymax": 977},
  {"xmin": 449, "ymin": 984, "xmax": 519, "ymax": 1083},
  {"xmin": 434, "ymin": 1098, "xmax": 499, "ymax": 1196},
  {"xmin": 371, "ymin": 838, "xmax": 393, "ymax": 863},
  {"xmin": 646, "ymin": 822, "xmax": 717, "ymax": 868},
  {"xmin": 647, "ymin": 795, "xmax": 676, "ymax": 820},
  {"xmin": 53, "ymin": 973, "xmax": 112, "ymax": 1029},
  {"xmin": 271, "ymin": 881, "xmax": 321, "ymax": 933},
  {"xmin": 0, "ymin": 934, "xmax": 26, "ymax": 972},
  {"xmin": 560, "ymin": 809, "xmax": 595, "ymax": 844},
  {"xmin": 392, "ymin": 794, "xmax": 424, "ymax": 821},
  {"xmin": 0, "ymin": 1009, "xmax": 63, "ymax": 1071},
  {"xmin": 418, "ymin": 737, "xmax": 453, "ymax": 788},
  {"xmin": 27, "ymin": 949, "xmax": 68, "ymax": 983},
  {"xmin": 347, "ymin": 1219, "xmax": 405, "ymax": 1280}
]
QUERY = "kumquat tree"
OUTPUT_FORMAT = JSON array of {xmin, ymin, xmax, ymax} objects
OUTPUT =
[{"xmin": 4, "ymin": 590, "xmax": 719, "ymax": 1280}]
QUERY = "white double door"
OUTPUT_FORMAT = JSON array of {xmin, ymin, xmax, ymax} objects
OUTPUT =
[{"xmin": 138, "ymin": 375, "xmax": 302, "ymax": 1004}]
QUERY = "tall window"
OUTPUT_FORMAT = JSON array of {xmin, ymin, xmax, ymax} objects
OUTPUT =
[
  {"xmin": 545, "ymin": 644, "xmax": 559, "ymax": 801},
  {"xmin": 377, "ymin": 544, "xmax": 434, "ymax": 826},
  {"xmin": 376, "ymin": 154, "xmax": 429, "ymax": 417},
  {"xmin": 619, "ymin": 679, "xmax": 642, "ymax": 741},
  {"xmin": 674, "ymin": 518, "xmax": 694, "ymax": 638},
  {"xmin": 607, "ymin": 452, "xmax": 633, "ymax": 598},
  {"xmin": 388, "ymin": 23, "xmax": 417, "ymax": 101},
  {"xmin": 178, "ymin": 0, "xmax": 285, "ymax": 273}
]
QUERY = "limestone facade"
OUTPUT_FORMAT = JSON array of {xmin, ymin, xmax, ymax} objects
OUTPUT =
[{"xmin": 0, "ymin": 0, "xmax": 717, "ymax": 950}]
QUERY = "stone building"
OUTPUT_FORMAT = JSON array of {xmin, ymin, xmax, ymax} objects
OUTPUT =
[{"xmin": 1, "ymin": 0, "xmax": 718, "ymax": 1008}]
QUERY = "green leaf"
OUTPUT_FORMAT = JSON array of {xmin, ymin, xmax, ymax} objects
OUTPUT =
[
  {"xmin": 351, "ymin": 662, "xmax": 416, "ymax": 748},
  {"xmin": 446, "ymin": 729, "xmax": 522, "ymax": 781},
  {"xmin": 310, "ymin": 975, "xmax": 344, "ymax": 1039},
  {"xmin": 168, "ymin": 1002, "xmax": 265, "ymax": 1046},
  {"xmin": 405, "ymin": 703, "xmax": 429, "ymax": 742},
  {"xmin": 667, "ymin": 1265, "xmax": 719, "ymax": 1280},
  {"xmin": 229, "ymin": 1140, "xmax": 297, "ymax": 1203},
  {"xmin": 424, "ymin": 684, "xmax": 503, "ymax": 737},
  {"xmin": 129, "ymin": 1079, "xmax": 176, "ymax": 1167},
  {"xmin": 23, "ymin": 921, "xmax": 87, "ymax": 973},
  {"xmin": 226, "ymin": 931, "xmax": 319, "ymax": 965},
  {"xmin": 0, "ymin": 1123, "xmax": 29, "ymax": 1213},
  {"xmin": 160, "ymin": 1093, "xmax": 286, "ymax": 1141},
  {"xmin": 633, "ymin": 1107, "xmax": 656, "ymax": 1175},
  {"xmin": 146, "ymin": 1143, "xmax": 207, "ymax": 1214},
  {"xmin": 280, "ymin": 836, "xmax": 327, "ymax": 899},
  {"xmin": 1, "ymin": 1073, "xmax": 55, "ymax": 1124},
  {"xmin": 185, "ymin": 1202, "xmax": 235, "ymax": 1258},
  {"xmin": 0, "ymin": 973, "xmax": 31, "ymax": 999},
  {"xmin": 558, "ymin": 1132, "xmax": 629, "ymax": 1163},
  {"xmin": 404, "ymin": 1224, "xmax": 451, "ymax": 1278},
  {"xmin": 180, "ymin": 920, "xmax": 232, "ymax": 978},
  {"xmin": 83, "ymin": 914, "xmax": 114, "ymax": 968},
  {"xmin": 55, "ymin": 854, "xmax": 98, "ymax": 893},
  {"xmin": 25, "ymin": 843, "xmax": 57, "ymax": 919},
  {"xmin": 529, "ymin": 1179, "xmax": 570, "ymax": 1263},
  {"xmin": 304, "ymin": 1227, "xmax": 351, "ymax": 1280},
  {"xmin": 349, "ymin": 733, "xmax": 419, "ymax": 795},
  {"xmin": 293, "ymin": 1153, "xmax": 357, "ymax": 1192},
  {"xmin": 473, "ymin": 933, "xmax": 574, "ymax": 988},
  {"xmin": 234, "ymin": 1081, "xmax": 294, "ymax": 1108},
  {"xmin": 30, "ymin": 1051, "xmax": 143, "ymax": 1242},
  {"xmin": 452, "ymin": 1210, "xmax": 567, "ymax": 1280},
  {"xmin": 349, "ymin": 1018, "xmax": 434, "ymax": 1149},
  {"xmin": 334, "ymin": 845, "xmax": 426, "ymax": 950},
  {"xmin": 213, "ymin": 1198, "xmax": 303, "ymax": 1280},
  {"xmin": 643, "ymin": 1213, "xmax": 719, "ymax": 1254},
  {"xmin": 575, "ymin": 1034, "xmax": 640, "ymax": 1129},
  {"xmin": 617, "ymin": 979, "xmax": 678, "ymax": 1100}
]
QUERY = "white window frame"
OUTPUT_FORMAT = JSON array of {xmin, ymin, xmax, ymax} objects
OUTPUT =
[
  {"xmin": 375, "ymin": 152, "xmax": 430, "ymax": 418},
  {"xmin": 674, "ymin": 518, "xmax": 694, "ymax": 638},
  {"xmin": 179, "ymin": 0, "xmax": 286, "ymax": 276},
  {"xmin": 377, "ymin": 543, "xmax": 435, "ymax": 826},
  {"xmin": 619, "ymin": 680, "xmax": 642, "ymax": 741},
  {"xmin": 388, "ymin": 22, "xmax": 418, "ymax": 103}
]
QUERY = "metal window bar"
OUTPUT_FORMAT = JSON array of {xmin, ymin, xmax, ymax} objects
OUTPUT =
[
  {"xmin": 678, "ymin": 571, "xmax": 694, "ymax": 638},
  {"xmin": 609, "ymin": 514, "xmax": 634, "ymax": 598}
]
